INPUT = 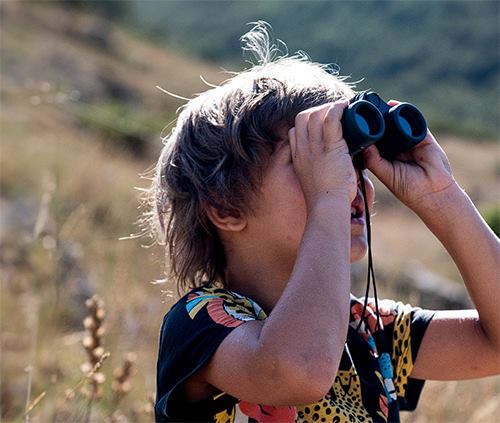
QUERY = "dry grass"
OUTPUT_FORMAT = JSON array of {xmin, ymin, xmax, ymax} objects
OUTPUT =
[{"xmin": 1, "ymin": 2, "xmax": 498, "ymax": 422}]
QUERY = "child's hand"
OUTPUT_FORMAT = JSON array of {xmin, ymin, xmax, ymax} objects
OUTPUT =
[
  {"xmin": 289, "ymin": 100, "xmax": 357, "ymax": 208},
  {"xmin": 362, "ymin": 101, "xmax": 457, "ymax": 214}
]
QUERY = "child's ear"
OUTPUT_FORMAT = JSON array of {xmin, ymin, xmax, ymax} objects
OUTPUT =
[{"xmin": 206, "ymin": 206, "xmax": 247, "ymax": 232}]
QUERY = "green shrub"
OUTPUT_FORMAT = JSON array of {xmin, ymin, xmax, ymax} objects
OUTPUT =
[{"xmin": 74, "ymin": 101, "xmax": 165, "ymax": 157}]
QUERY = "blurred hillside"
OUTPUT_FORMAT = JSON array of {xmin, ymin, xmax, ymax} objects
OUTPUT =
[
  {"xmin": 126, "ymin": 0, "xmax": 500, "ymax": 139},
  {"xmin": 0, "ymin": 2, "xmax": 224, "ymax": 421},
  {"xmin": 0, "ymin": 2, "xmax": 499, "ymax": 422}
]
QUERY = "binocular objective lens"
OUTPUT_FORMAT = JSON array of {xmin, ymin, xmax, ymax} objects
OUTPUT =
[
  {"xmin": 353, "ymin": 103, "xmax": 383, "ymax": 137},
  {"xmin": 398, "ymin": 115, "xmax": 412, "ymax": 137},
  {"xmin": 396, "ymin": 106, "xmax": 426, "ymax": 139},
  {"xmin": 355, "ymin": 113, "xmax": 370, "ymax": 135}
]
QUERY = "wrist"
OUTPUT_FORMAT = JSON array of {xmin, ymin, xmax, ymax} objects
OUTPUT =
[
  {"xmin": 306, "ymin": 190, "xmax": 352, "ymax": 216},
  {"xmin": 304, "ymin": 192, "xmax": 352, "ymax": 237},
  {"xmin": 414, "ymin": 182, "xmax": 469, "ymax": 226}
]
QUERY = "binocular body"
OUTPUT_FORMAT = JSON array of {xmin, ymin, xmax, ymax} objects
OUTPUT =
[{"xmin": 341, "ymin": 91, "xmax": 427, "ymax": 162}]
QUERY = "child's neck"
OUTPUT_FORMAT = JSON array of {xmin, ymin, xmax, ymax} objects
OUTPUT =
[{"xmin": 224, "ymin": 253, "xmax": 293, "ymax": 316}]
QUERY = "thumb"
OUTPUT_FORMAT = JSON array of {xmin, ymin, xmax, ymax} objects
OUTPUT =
[{"xmin": 362, "ymin": 145, "xmax": 394, "ymax": 187}]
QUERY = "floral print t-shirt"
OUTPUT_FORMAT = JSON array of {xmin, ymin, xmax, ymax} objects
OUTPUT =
[{"xmin": 155, "ymin": 285, "xmax": 435, "ymax": 422}]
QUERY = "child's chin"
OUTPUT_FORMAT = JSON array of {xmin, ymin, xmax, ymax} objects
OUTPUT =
[{"xmin": 350, "ymin": 240, "xmax": 368, "ymax": 262}]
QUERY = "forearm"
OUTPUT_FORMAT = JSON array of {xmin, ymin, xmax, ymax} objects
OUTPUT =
[
  {"xmin": 416, "ymin": 183, "xmax": 500, "ymax": 347},
  {"xmin": 260, "ymin": 195, "xmax": 351, "ymax": 376}
]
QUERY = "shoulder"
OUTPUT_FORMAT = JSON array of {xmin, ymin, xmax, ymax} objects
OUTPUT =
[
  {"xmin": 348, "ymin": 294, "xmax": 434, "ymax": 336},
  {"xmin": 186, "ymin": 285, "xmax": 266, "ymax": 320},
  {"xmin": 161, "ymin": 285, "xmax": 266, "ymax": 336}
]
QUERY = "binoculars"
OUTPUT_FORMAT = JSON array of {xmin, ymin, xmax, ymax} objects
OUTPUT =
[{"xmin": 341, "ymin": 91, "xmax": 427, "ymax": 163}]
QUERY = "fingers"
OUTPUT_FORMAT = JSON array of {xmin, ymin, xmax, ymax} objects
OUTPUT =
[
  {"xmin": 422, "ymin": 130, "xmax": 446, "ymax": 155},
  {"xmin": 292, "ymin": 100, "xmax": 348, "ymax": 151},
  {"xmin": 323, "ymin": 100, "xmax": 349, "ymax": 150},
  {"xmin": 415, "ymin": 131, "xmax": 453, "ymax": 175},
  {"xmin": 293, "ymin": 109, "xmax": 309, "ymax": 148},
  {"xmin": 400, "ymin": 130, "xmax": 447, "ymax": 168},
  {"xmin": 387, "ymin": 99, "xmax": 400, "ymax": 106},
  {"xmin": 289, "ymin": 100, "xmax": 356, "ymax": 203},
  {"xmin": 306, "ymin": 105, "xmax": 328, "ymax": 145},
  {"xmin": 293, "ymin": 104, "xmax": 329, "ymax": 151},
  {"xmin": 361, "ymin": 144, "xmax": 394, "ymax": 187}
]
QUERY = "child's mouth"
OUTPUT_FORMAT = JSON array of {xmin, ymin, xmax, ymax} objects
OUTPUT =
[{"xmin": 350, "ymin": 193, "xmax": 365, "ymax": 225}]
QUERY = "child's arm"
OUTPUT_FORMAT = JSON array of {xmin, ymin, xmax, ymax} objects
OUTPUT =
[
  {"xmin": 190, "ymin": 101, "xmax": 357, "ymax": 405},
  {"xmin": 362, "ymin": 124, "xmax": 500, "ymax": 380}
]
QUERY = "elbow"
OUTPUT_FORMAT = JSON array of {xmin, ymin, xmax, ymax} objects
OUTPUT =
[
  {"xmin": 476, "ymin": 318, "xmax": 500, "ymax": 356},
  {"xmin": 264, "ymin": 351, "xmax": 340, "ymax": 404}
]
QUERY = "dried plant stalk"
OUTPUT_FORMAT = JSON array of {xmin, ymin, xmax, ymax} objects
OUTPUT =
[
  {"xmin": 111, "ymin": 352, "xmax": 136, "ymax": 407},
  {"xmin": 23, "ymin": 391, "xmax": 46, "ymax": 418},
  {"xmin": 81, "ymin": 295, "xmax": 107, "ymax": 400}
]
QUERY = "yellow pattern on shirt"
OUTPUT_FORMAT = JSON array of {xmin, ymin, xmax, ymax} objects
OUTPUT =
[
  {"xmin": 391, "ymin": 308, "xmax": 414, "ymax": 397},
  {"xmin": 213, "ymin": 407, "xmax": 235, "ymax": 423},
  {"xmin": 296, "ymin": 368, "xmax": 372, "ymax": 423}
]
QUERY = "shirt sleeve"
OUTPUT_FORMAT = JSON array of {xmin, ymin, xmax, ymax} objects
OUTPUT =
[
  {"xmin": 154, "ymin": 287, "xmax": 263, "ymax": 422},
  {"xmin": 377, "ymin": 299, "xmax": 435, "ymax": 411}
]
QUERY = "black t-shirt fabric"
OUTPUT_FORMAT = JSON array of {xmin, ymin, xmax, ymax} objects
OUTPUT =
[{"xmin": 155, "ymin": 285, "xmax": 435, "ymax": 423}]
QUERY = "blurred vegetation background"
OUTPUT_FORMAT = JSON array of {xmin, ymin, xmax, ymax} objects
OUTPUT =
[
  {"xmin": 127, "ymin": 0, "xmax": 500, "ymax": 139},
  {"xmin": 1, "ymin": 1, "xmax": 498, "ymax": 422}
]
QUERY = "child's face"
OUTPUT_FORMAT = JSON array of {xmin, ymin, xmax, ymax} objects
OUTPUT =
[{"xmin": 249, "ymin": 134, "xmax": 375, "ymax": 266}]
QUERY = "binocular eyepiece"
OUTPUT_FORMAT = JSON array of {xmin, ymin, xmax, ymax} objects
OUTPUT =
[{"xmin": 341, "ymin": 91, "xmax": 427, "ymax": 163}]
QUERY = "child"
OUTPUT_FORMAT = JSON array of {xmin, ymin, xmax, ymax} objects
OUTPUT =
[{"xmin": 148, "ymin": 23, "xmax": 500, "ymax": 422}]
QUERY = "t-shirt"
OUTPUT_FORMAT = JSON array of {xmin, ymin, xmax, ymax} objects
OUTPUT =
[{"xmin": 155, "ymin": 285, "xmax": 435, "ymax": 423}]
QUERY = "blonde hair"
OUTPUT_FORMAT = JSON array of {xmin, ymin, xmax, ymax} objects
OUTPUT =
[{"xmin": 146, "ymin": 22, "xmax": 355, "ymax": 293}]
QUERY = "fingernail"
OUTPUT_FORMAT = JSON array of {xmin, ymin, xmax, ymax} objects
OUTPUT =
[{"xmin": 363, "ymin": 145, "xmax": 374, "ymax": 155}]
